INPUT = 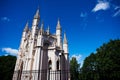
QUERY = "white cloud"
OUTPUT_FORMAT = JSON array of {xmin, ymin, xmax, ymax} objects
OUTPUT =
[
  {"xmin": 113, "ymin": 6, "xmax": 120, "ymax": 17},
  {"xmin": 4, "ymin": 54, "xmax": 9, "ymax": 56},
  {"xmin": 2, "ymin": 47, "xmax": 18, "ymax": 56},
  {"xmin": 113, "ymin": 10, "xmax": 120, "ymax": 17},
  {"xmin": 92, "ymin": 1, "xmax": 110, "ymax": 12},
  {"xmin": 114, "ymin": 6, "xmax": 120, "ymax": 10},
  {"xmin": 70, "ymin": 54, "xmax": 83, "ymax": 67},
  {"xmin": 1, "ymin": 17, "xmax": 10, "ymax": 22},
  {"xmin": 71, "ymin": 54, "xmax": 82, "ymax": 63}
]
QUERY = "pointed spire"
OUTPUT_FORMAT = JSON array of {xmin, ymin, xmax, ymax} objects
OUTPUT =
[
  {"xmin": 46, "ymin": 25, "xmax": 50, "ymax": 35},
  {"xmin": 40, "ymin": 21, "xmax": 44, "ymax": 34},
  {"xmin": 34, "ymin": 8, "xmax": 40, "ymax": 19},
  {"xmin": 41, "ymin": 21, "xmax": 44, "ymax": 30},
  {"xmin": 56, "ymin": 18, "xmax": 61, "ymax": 30},
  {"xmin": 64, "ymin": 32, "xmax": 68, "ymax": 44},
  {"xmin": 24, "ymin": 22, "xmax": 29, "ymax": 32}
]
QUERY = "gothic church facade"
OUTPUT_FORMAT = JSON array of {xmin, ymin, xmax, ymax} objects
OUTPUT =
[{"xmin": 13, "ymin": 9, "xmax": 70, "ymax": 80}]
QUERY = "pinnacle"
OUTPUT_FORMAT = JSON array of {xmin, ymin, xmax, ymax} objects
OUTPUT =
[
  {"xmin": 24, "ymin": 22, "xmax": 29, "ymax": 32},
  {"xmin": 47, "ymin": 26, "xmax": 50, "ymax": 32},
  {"xmin": 39, "ymin": 22, "xmax": 44, "ymax": 34},
  {"xmin": 41, "ymin": 21, "xmax": 44, "ymax": 30},
  {"xmin": 64, "ymin": 32, "xmax": 68, "ymax": 44},
  {"xmin": 46, "ymin": 25, "xmax": 50, "ymax": 35},
  {"xmin": 34, "ymin": 9, "xmax": 40, "ymax": 19},
  {"xmin": 56, "ymin": 18, "xmax": 61, "ymax": 30}
]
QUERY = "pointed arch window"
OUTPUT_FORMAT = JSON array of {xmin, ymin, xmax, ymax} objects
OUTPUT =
[
  {"xmin": 56, "ymin": 60, "xmax": 59, "ymax": 70},
  {"xmin": 49, "ymin": 60, "xmax": 52, "ymax": 70}
]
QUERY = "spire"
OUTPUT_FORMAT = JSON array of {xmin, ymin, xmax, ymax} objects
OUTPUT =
[
  {"xmin": 41, "ymin": 22, "xmax": 44, "ymax": 30},
  {"xmin": 64, "ymin": 32, "xmax": 68, "ymax": 44},
  {"xmin": 46, "ymin": 26, "xmax": 50, "ymax": 35},
  {"xmin": 24, "ymin": 22, "xmax": 29, "ymax": 32},
  {"xmin": 56, "ymin": 18, "xmax": 61, "ymax": 30},
  {"xmin": 40, "ymin": 22, "xmax": 44, "ymax": 34},
  {"xmin": 34, "ymin": 8, "xmax": 40, "ymax": 19}
]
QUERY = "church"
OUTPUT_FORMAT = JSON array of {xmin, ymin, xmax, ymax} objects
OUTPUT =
[{"xmin": 12, "ymin": 9, "xmax": 70, "ymax": 80}]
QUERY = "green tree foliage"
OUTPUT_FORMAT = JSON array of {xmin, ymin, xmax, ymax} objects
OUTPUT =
[
  {"xmin": 81, "ymin": 39, "xmax": 120, "ymax": 80},
  {"xmin": 0, "ymin": 55, "xmax": 16, "ymax": 80},
  {"xmin": 70, "ymin": 57, "xmax": 80, "ymax": 80}
]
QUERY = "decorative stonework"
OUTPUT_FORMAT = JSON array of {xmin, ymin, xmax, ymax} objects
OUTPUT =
[{"xmin": 13, "ymin": 9, "xmax": 70, "ymax": 80}]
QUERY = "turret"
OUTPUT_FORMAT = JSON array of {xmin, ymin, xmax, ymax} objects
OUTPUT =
[
  {"xmin": 24, "ymin": 22, "xmax": 29, "ymax": 32},
  {"xmin": 63, "ymin": 32, "xmax": 69, "ymax": 72},
  {"xmin": 27, "ymin": 9, "xmax": 40, "ymax": 70},
  {"xmin": 34, "ymin": 9, "xmax": 40, "ymax": 19},
  {"xmin": 46, "ymin": 26, "xmax": 50, "ymax": 35},
  {"xmin": 56, "ymin": 19, "xmax": 62, "ymax": 47},
  {"xmin": 22, "ymin": 22, "xmax": 29, "ymax": 39},
  {"xmin": 31, "ymin": 9, "xmax": 40, "ymax": 38},
  {"xmin": 63, "ymin": 32, "xmax": 68, "ymax": 53},
  {"xmin": 40, "ymin": 22, "xmax": 44, "ymax": 35},
  {"xmin": 20, "ymin": 22, "xmax": 29, "ymax": 49},
  {"xmin": 36, "ymin": 29, "xmax": 43, "ymax": 47}
]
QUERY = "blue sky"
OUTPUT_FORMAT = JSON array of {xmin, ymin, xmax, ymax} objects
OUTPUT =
[{"xmin": 0, "ymin": 0, "xmax": 120, "ymax": 66}]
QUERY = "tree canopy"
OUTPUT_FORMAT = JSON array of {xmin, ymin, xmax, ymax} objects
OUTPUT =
[
  {"xmin": 0, "ymin": 55, "xmax": 16, "ymax": 80},
  {"xmin": 81, "ymin": 39, "xmax": 120, "ymax": 80},
  {"xmin": 70, "ymin": 57, "xmax": 80, "ymax": 80},
  {"xmin": 0, "ymin": 39, "xmax": 120, "ymax": 80}
]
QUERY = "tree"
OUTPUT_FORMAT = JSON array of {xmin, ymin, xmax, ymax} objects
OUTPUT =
[
  {"xmin": 70, "ymin": 57, "xmax": 80, "ymax": 80},
  {"xmin": 82, "ymin": 53, "xmax": 98, "ymax": 80},
  {"xmin": 82, "ymin": 39, "xmax": 120, "ymax": 80},
  {"xmin": 0, "ymin": 55, "xmax": 16, "ymax": 80}
]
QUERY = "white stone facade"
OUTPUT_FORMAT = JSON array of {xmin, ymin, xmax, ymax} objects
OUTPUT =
[{"xmin": 13, "ymin": 9, "xmax": 70, "ymax": 80}]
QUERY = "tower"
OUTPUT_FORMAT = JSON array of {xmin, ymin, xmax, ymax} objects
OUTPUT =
[
  {"xmin": 56, "ymin": 19, "xmax": 62, "ymax": 48},
  {"xmin": 13, "ymin": 9, "xmax": 70, "ymax": 80},
  {"xmin": 63, "ymin": 32, "xmax": 69, "ymax": 70}
]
